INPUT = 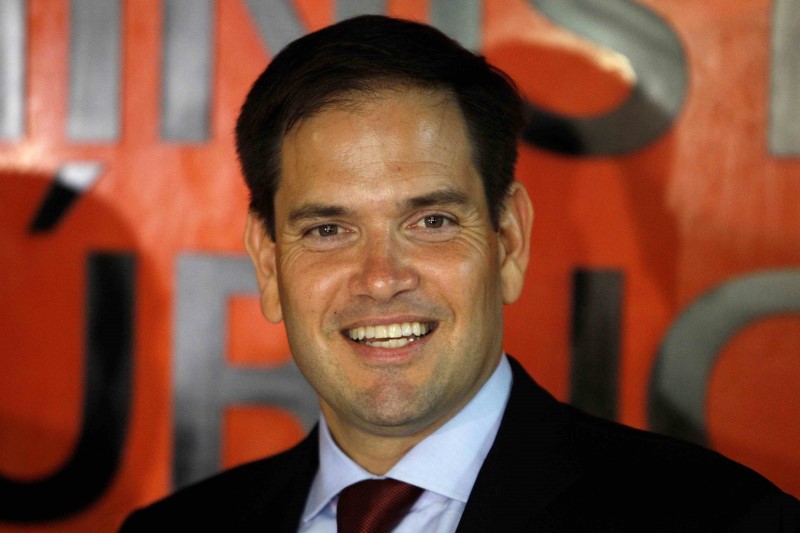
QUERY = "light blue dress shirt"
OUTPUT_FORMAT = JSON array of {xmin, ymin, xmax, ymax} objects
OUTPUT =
[{"xmin": 299, "ymin": 355, "xmax": 513, "ymax": 533}]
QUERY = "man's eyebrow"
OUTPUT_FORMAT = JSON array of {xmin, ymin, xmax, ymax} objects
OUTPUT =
[
  {"xmin": 404, "ymin": 188, "xmax": 471, "ymax": 210},
  {"xmin": 287, "ymin": 204, "xmax": 353, "ymax": 225},
  {"xmin": 287, "ymin": 189, "xmax": 471, "ymax": 225}
]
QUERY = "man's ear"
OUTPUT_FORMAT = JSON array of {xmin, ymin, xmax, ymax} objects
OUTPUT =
[
  {"xmin": 244, "ymin": 212, "xmax": 283, "ymax": 323},
  {"xmin": 498, "ymin": 181, "xmax": 534, "ymax": 304}
]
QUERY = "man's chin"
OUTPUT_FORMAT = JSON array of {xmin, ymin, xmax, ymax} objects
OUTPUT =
[{"xmin": 344, "ymin": 385, "xmax": 452, "ymax": 436}]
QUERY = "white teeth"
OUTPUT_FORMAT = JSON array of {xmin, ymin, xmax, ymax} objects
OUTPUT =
[
  {"xmin": 347, "ymin": 321, "xmax": 432, "ymax": 343},
  {"xmin": 365, "ymin": 337, "xmax": 411, "ymax": 348}
]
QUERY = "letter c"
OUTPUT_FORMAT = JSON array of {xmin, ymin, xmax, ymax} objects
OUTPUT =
[{"xmin": 648, "ymin": 270, "xmax": 800, "ymax": 445}]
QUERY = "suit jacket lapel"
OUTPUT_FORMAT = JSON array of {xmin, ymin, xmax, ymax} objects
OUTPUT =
[
  {"xmin": 236, "ymin": 426, "xmax": 320, "ymax": 532},
  {"xmin": 230, "ymin": 358, "xmax": 579, "ymax": 532},
  {"xmin": 456, "ymin": 357, "xmax": 580, "ymax": 532}
]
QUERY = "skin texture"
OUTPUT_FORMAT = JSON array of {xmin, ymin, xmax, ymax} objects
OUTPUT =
[{"xmin": 245, "ymin": 88, "xmax": 533, "ymax": 474}]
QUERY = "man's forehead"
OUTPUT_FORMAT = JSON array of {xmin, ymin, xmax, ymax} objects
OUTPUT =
[
  {"xmin": 269, "ymin": 84, "xmax": 488, "ymax": 233},
  {"xmin": 281, "ymin": 91, "xmax": 469, "ymax": 169}
]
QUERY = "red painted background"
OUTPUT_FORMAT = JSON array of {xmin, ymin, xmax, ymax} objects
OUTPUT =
[{"xmin": 1, "ymin": 1, "xmax": 798, "ymax": 531}]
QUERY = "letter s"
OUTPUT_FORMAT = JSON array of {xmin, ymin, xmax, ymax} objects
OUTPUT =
[{"xmin": 525, "ymin": 0, "xmax": 687, "ymax": 155}]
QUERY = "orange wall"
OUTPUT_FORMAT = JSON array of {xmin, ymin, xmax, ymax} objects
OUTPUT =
[{"xmin": 0, "ymin": 1, "xmax": 797, "ymax": 531}]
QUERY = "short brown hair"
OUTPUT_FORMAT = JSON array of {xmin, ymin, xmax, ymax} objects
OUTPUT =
[{"xmin": 236, "ymin": 15, "xmax": 525, "ymax": 239}]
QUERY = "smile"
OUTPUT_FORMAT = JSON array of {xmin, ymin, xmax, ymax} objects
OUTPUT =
[{"xmin": 346, "ymin": 322, "xmax": 434, "ymax": 348}]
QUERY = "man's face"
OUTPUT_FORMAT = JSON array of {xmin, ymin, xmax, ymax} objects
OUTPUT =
[{"xmin": 246, "ymin": 88, "xmax": 530, "ymax": 441}]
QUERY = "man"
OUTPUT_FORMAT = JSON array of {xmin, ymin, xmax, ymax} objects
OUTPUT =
[{"xmin": 122, "ymin": 15, "xmax": 800, "ymax": 532}]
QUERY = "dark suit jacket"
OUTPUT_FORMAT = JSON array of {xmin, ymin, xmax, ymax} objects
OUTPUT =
[{"xmin": 121, "ymin": 358, "xmax": 800, "ymax": 532}]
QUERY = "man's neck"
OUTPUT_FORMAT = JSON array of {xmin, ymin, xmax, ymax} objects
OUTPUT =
[
  {"xmin": 327, "ymin": 428, "xmax": 420, "ymax": 475},
  {"xmin": 320, "ymin": 407, "xmax": 450, "ymax": 475}
]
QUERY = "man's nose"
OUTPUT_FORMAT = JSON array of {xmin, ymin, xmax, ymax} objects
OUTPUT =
[{"xmin": 349, "ymin": 238, "xmax": 418, "ymax": 301}]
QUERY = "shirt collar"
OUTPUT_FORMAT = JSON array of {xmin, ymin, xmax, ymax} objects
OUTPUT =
[{"xmin": 302, "ymin": 355, "xmax": 513, "ymax": 522}]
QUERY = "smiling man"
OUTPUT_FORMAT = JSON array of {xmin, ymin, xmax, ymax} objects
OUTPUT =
[
  {"xmin": 255, "ymin": 86, "xmax": 528, "ymax": 479},
  {"xmin": 122, "ymin": 15, "xmax": 799, "ymax": 533}
]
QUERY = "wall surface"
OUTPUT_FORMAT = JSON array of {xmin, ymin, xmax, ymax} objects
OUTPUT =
[{"xmin": 0, "ymin": 0, "xmax": 798, "ymax": 531}]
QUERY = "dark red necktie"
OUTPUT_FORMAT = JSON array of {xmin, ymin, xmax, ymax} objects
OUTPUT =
[{"xmin": 336, "ymin": 479, "xmax": 423, "ymax": 533}]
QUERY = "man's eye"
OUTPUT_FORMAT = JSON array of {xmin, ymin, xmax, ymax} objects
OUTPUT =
[
  {"xmin": 420, "ymin": 215, "xmax": 451, "ymax": 228},
  {"xmin": 310, "ymin": 224, "xmax": 339, "ymax": 237}
]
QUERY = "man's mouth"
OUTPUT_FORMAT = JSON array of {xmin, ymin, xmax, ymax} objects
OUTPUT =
[{"xmin": 346, "ymin": 321, "xmax": 434, "ymax": 348}]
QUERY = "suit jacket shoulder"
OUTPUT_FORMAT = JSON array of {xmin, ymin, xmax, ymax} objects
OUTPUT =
[
  {"xmin": 457, "ymin": 357, "xmax": 800, "ymax": 532},
  {"xmin": 119, "ymin": 428, "xmax": 318, "ymax": 532},
  {"xmin": 550, "ymin": 402, "xmax": 798, "ymax": 531},
  {"xmin": 121, "ymin": 358, "xmax": 799, "ymax": 532}
]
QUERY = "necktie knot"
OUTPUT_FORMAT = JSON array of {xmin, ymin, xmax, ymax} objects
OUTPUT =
[{"xmin": 336, "ymin": 478, "xmax": 423, "ymax": 533}]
